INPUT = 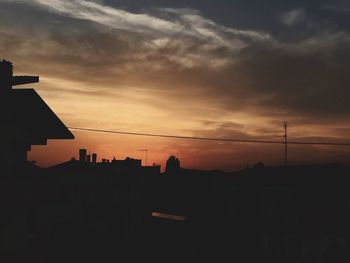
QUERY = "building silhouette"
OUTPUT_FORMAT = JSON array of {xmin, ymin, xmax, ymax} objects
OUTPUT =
[
  {"xmin": 92, "ymin": 153, "xmax": 97, "ymax": 163},
  {"xmin": 79, "ymin": 149, "xmax": 87, "ymax": 162},
  {"xmin": 0, "ymin": 59, "xmax": 74, "ymax": 175}
]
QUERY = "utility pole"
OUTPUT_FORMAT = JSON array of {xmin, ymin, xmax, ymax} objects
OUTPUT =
[
  {"xmin": 284, "ymin": 122, "xmax": 288, "ymax": 166},
  {"xmin": 139, "ymin": 149, "xmax": 148, "ymax": 166}
]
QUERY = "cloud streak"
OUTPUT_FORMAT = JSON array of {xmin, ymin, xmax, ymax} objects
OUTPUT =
[
  {"xmin": 281, "ymin": 8, "xmax": 306, "ymax": 26},
  {"xmin": 18, "ymin": 0, "xmax": 270, "ymax": 52}
]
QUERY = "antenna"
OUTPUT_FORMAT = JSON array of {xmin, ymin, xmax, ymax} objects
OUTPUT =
[{"xmin": 284, "ymin": 122, "xmax": 288, "ymax": 166}]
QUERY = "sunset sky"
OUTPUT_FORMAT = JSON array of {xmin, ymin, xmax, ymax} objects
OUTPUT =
[{"xmin": 1, "ymin": 0, "xmax": 350, "ymax": 171}]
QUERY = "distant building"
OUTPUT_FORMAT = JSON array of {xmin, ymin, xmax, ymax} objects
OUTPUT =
[
  {"xmin": 79, "ymin": 149, "xmax": 87, "ymax": 162},
  {"xmin": 111, "ymin": 157, "xmax": 142, "ymax": 169},
  {"xmin": 92, "ymin": 153, "xmax": 97, "ymax": 164},
  {"xmin": 0, "ymin": 59, "xmax": 74, "ymax": 174},
  {"xmin": 49, "ymin": 149, "xmax": 161, "ymax": 176}
]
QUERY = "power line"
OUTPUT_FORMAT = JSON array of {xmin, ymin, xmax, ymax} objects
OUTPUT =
[{"xmin": 67, "ymin": 127, "xmax": 350, "ymax": 146}]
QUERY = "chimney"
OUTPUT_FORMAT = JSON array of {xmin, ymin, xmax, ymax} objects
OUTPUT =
[
  {"xmin": 0, "ymin": 60, "xmax": 13, "ymax": 96},
  {"xmin": 79, "ymin": 149, "xmax": 87, "ymax": 162},
  {"xmin": 92, "ymin": 153, "xmax": 97, "ymax": 163},
  {"xmin": 87, "ymin": 154, "xmax": 91, "ymax": 163}
]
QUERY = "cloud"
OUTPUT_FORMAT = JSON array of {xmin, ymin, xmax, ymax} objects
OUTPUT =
[
  {"xmin": 230, "ymin": 32, "xmax": 350, "ymax": 118},
  {"xmin": 0, "ymin": 0, "xmax": 272, "ymax": 75},
  {"xmin": 281, "ymin": 8, "xmax": 306, "ymax": 26},
  {"xmin": 28, "ymin": 0, "xmax": 182, "ymax": 35},
  {"xmin": 14, "ymin": 0, "xmax": 270, "ymax": 55},
  {"xmin": 323, "ymin": 4, "xmax": 350, "ymax": 13}
]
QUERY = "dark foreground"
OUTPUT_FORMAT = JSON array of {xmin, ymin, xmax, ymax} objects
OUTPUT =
[{"xmin": 1, "ymin": 163, "xmax": 350, "ymax": 263}]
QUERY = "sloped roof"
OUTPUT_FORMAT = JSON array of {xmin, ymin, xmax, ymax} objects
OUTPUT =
[{"xmin": 9, "ymin": 88, "xmax": 74, "ymax": 144}]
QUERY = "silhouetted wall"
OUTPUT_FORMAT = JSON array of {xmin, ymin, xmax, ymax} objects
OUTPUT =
[{"xmin": 0, "ymin": 60, "xmax": 13, "ymax": 94}]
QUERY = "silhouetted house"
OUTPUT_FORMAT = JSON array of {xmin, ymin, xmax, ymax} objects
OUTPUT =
[
  {"xmin": 111, "ymin": 157, "xmax": 141, "ymax": 169},
  {"xmin": 0, "ymin": 59, "xmax": 74, "ymax": 173}
]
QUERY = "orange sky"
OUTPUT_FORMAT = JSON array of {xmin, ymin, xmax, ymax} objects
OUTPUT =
[{"xmin": 26, "ymin": 75, "xmax": 350, "ymax": 171}]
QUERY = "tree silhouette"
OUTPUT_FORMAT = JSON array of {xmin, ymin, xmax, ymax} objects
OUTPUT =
[{"xmin": 165, "ymin": 155, "xmax": 181, "ymax": 175}]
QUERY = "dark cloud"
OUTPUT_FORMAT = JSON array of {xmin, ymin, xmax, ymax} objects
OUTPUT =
[{"xmin": 229, "ymin": 33, "xmax": 350, "ymax": 118}]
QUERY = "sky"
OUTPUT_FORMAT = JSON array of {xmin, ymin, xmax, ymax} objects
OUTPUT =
[{"xmin": 1, "ymin": 0, "xmax": 350, "ymax": 171}]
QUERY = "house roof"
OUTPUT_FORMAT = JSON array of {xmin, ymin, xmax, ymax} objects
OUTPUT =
[{"xmin": 8, "ymin": 88, "xmax": 74, "ymax": 144}]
